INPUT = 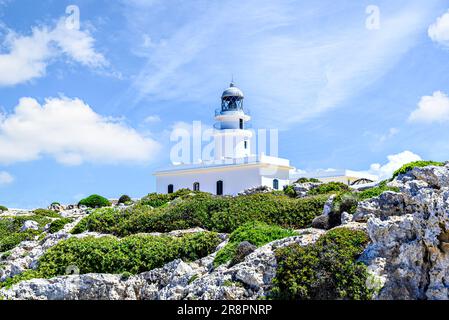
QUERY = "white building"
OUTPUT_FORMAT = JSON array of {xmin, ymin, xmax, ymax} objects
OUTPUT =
[{"xmin": 154, "ymin": 83, "xmax": 378, "ymax": 195}]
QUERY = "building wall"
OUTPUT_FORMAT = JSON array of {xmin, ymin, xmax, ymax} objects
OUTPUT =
[{"xmin": 155, "ymin": 164, "xmax": 291, "ymax": 195}]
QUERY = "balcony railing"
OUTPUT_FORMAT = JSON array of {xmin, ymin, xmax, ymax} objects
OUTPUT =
[
  {"xmin": 213, "ymin": 122, "xmax": 253, "ymax": 130},
  {"xmin": 215, "ymin": 108, "xmax": 251, "ymax": 117}
]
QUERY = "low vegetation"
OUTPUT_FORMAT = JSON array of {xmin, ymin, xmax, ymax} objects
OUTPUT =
[
  {"xmin": 307, "ymin": 182, "xmax": 350, "ymax": 196},
  {"xmin": 1, "ymin": 232, "xmax": 221, "ymax": 288},
  {"xmin": 0, "ymin": 216, "xmax": 52, "ymax": 253},
  {"xmin": 78, "ymin": 194, "xmax": 111, "ymax": 208},
  {"xmin": 72, "ymin": 193, "xmax": 328, "ymax": 236},
  {"xmin": 295, "ymin": 178, "xmax": 320, "ymax": 184},
  {"xmin": 271, "ymin": 228, "xmax": 372, "ymax": 300},
  {"xmin": 48, "ymin": 218, "xmax": 73, "ymax": 234},
  {"xmin": 118, "ymin": 195, "xmax": 132, "ymax": 205},
  {"xmin": 33, "ymin": 209, "xmax": 61, "ymax": 218},
  {"xmin": 0, "ymin": 206, "xmax": 8, "ymax": 212},
  {"xmin": 213, "ymin": 222, "xmax": 296, "ymax": 267}
]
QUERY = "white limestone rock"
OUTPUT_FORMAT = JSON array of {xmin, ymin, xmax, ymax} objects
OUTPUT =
[{"xmin": 20, "ymin": 220, "xmax": 39, "ymax": 232}]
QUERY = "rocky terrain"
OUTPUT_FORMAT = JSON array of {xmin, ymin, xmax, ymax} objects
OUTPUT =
[{"xmin": 1, "ymin": 162, "xmax": 449, "ymax": 300}]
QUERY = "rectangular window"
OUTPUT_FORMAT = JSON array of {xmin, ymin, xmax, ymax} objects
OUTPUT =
[
  {"xmin": 244, "ymin": 141, "xmax": 248, "ymax": 149},
  {"xmin": 239, "ymin": 119, "xmax": 243, "ymax": 129}
]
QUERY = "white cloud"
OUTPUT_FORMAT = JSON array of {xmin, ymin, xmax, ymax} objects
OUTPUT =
[
  {"xmin": 428, "ymin": 10, "xmax": 449, "ymax": 47},
  {"xmin": 0, "ymin": 171, "xmax": 13, "ymax": 185},
  {"xmin": 0, "ymin": 96, "xmax": 161, "ymax": 165},
  {"xmin": 0, "ymin": 18, "xmax": 106, "ymax": 86},
  {"xmin": 367, "ymin": 151, "xmax": 422, "ymax": 180},
  {"xmin": 409, "ymin": 91, "xmax": 449, "ymax": 124}
]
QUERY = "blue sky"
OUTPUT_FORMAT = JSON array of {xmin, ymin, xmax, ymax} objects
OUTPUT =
[{"xmin": 1, "ymin": 0, "xmax": 449, "ymax": 208}]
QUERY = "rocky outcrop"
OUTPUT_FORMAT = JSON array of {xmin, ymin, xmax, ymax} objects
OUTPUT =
[
  {"xmin": 238, "ymin": 186, "xmax": 273, "ymax": 196},
  {"xmin": 0, "ymin": 209, "xmax": 93, "ymax": 282},
  {"xmin": 0, "ymin": 229, "xmax": 325, "ymax": 300},
  {"xmin": 20, "ymin": 220, "xmax": 39, "ymax": 232},
  {"xmin": 312, "ymin": 195, "xmax": 336, "ymax": 230},
  {"xmin": 293, "ymin": 182, "xmax": 322, "ymax": 198},
  {"xmin": 359, "ymin": 163, "xmax": 449, "ymax": 300}
]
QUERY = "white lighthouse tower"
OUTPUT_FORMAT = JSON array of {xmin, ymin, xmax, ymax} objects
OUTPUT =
[
  {"xmin": 154, "ymin": 82, "xmax": 294, "ymax": 195},
  {"xmin": 213, "ymin": 83, "xmax": 252, "ymax": 161}
]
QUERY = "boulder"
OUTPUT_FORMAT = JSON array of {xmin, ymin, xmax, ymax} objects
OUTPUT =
[
  {"xmin": 20, "ymin": 220, "xmax": 39, "ymax": 232},
  {"xmin": 293, "ymin": 182, "xmax": 322, "ymax": 198},
  {"xmin": 311, "ymin": 214, "xmax": 329, "ymax": 230},
  {"xmin": 229, "ymin": 241, "xmax": 257, "ymax": 267},
  {"xmin": 359, "ymin": 163, "xmax": 449, "ymax": 300},
  {"xmin": 353, "ymin": 191, "xmax": 408, "ymax": 223},
  {"xmin": 341, "ymin": 212, "xmax": 352, "ymax": 225},
  {"xmin": 48, "ymin": 203, "xmax": 64, "ymax": 212}
]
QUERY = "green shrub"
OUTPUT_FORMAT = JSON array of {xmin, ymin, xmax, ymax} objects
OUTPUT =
[
  {"xmin": 139, "ymin": 189, "xmax": 211, "ymax": 208},
  {"xmin": 51, "ymin": 202, "xmax": 61, "ymax": 206},
  {"xmin": 31, "ymin": 232, "xmax": 220, "ymax": 277},
  {"xmin": 271, "ymin": 228, "xmax": 372, "ymax": 300},
  {"xmin": 307, "ymin": 182, "xmax": 350, "ymax": 196},
  {"xmin": 48, "ymin": 218, "xmax": 73, "ymax": 233},
  {"xmin": 357, "ymin": 181, "xmax": 400, "ymax": 201},
  {"xmin": 392, "ymin": 160, "xmax": 445, "ymax": 179},
  {"xmin": 296, "ymin": 178, "xmax": 320, "ymax": 184},
  {"xmin": 0, "ymin": 216, "xmax": 51, "ymax": 252},
  {"xmin": 72, "ymin": 193, "xmax": 328, "ymax": 236},
  {"xmin": 33, "ymin": 209, "xmax": 60, "ymax": 218},
  {"xmin": 332, "ymin": 193, "xmax": 359, "ymax": 216},
  {"xmin": 78, "ymin": 194, "xmax": 111, "ymax": 208},
  {"xmin": 0, "ymin": 206, "xmax": 8, "ymax": 212},
  {"xmin": 213, "ymin": 222, "xmax": 296, "ymax": 267},
  {"xmin": 118, "ymin": 195, "xmax": 132, "ymax": 204},
  {"xmin": 139, "ymin": 193, "xmax": 170, "ymax": 207},
  {"xmin": 283, "ymin": 185, "xmax": 296, "ymax": 198}
]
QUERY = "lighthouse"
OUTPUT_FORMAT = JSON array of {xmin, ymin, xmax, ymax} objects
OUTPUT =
[
  {"xmin": 213, "ymin": 83, "xmax": 252, "ymax": 160},
  {"xmin": 154, "ymin": 82, "xmax": 295, "ymax": 195}
]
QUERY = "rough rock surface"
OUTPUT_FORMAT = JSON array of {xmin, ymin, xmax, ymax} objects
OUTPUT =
[
  {"xmin": 293, "ymin": 182, "xmax": 322, "ymax": 198},
  {"xmin": 229, "ymin": 241, "xmax": 257, "ymax": 267},
  {"xmin": 359, "ymin": 163, "xmax": 449, "ymax": 300},
  {"xmin": 311, "ymin": 195, "xmax": 336, "ymax": 230},
  {"xmin": 20, "ymin": 220, "xmax": 39, "ymax": 232},
  {"xmin": 0, "ymin": 229, "xmax": 325, "ymax": 300},
  {"xmin": 238, "ymin": 186, "xmax": 273, "ymax": 196},
  {"xmin": 0, "ymin": 209, "xmax": 93, "ymax": 282}
]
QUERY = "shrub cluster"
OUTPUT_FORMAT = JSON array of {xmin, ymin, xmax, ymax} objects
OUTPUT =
[
  {"xmin": 0, "ymin": 215, "xmax": 51, "ymax": 252},
  {"xmin": 295, "ymin": 178, "xmax": 320, "ymax": 184},
  {"xmin": 307, "ymin": 182, "xmax": 350, "ymax": 196},
  {"xmin": 213, "ymin": 222, "xmax": 296, "ymax": 267},
  {"xmin": 33, "ymin": 209, "xmax": 61, "ymax": 218},
  {"xmin": 78, "ymin": 194, "xmax": 111, "ymax": 208},
  {"xmin": 4, "ymin": 232, "xmax": 221, "ymax": 285},
  {"xmin": 139, "ymin": 189, "xmax": 210, "ymax": 208},
  {"xmin": 356, "ymin": 181, "xmax": 400, "ymax": 201},
  {"xmin": 72, "ymin": 193, "xmax": 328, "ymax": 236},
  {"xmin": 271, "ymin": 228, "xmax": 372, "ymax": 300},
  {"xmin": 48, "ymin": 218, "xmax": 73, "ymax": 234},
  {"xmin": 392, "ymin": 160, "xmax": 445, "ymax": 179},
  {"xmin": 0, "ymin": 206, "xmax": 8, "ymax": 212},
  {"xmin": 283, "ymin": 185, "xmax": 296, "ymax": 198},
  {"xmin": 118, "ymin": 195, "xmax": 132, "ymax": 205}
]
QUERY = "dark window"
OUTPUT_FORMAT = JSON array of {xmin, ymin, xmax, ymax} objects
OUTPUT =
[
  {"xmin": 244, "ymin": 141, "xmax": 248, "ymax": 149},
  {"xmin": 273, "ymin": 179, "xmax": 279, "ymax": 190},
  {"xmin": 239, "ymin": 119, "xmax": 243, "ymax": 129},
  {"xmin": 193, "ymin": 182, "xmax": 200, "ymax": 191},
  {"xmin": 217, "ymin": 180, "xmax": 223, "ymax": 196},
  {"xmin": 168, "ymin": 184, "xmax": 174, "ymax": 194}
]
